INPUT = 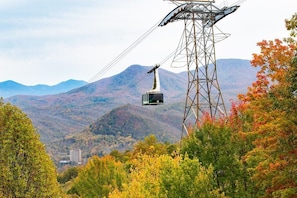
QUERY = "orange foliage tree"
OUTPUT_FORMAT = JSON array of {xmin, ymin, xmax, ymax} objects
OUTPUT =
[{"xmin": 237, "ymin": 35, "xmax": 297, "ymax": 197}]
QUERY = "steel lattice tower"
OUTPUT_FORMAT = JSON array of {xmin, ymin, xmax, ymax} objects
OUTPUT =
[{"xmin": 159, "ymin": 0, "xmax": 239, "ymax": 136}]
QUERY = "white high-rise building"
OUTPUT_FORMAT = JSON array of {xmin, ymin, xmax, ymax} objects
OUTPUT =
[{"xmin": 70, "ymin": 149, "xmax": 82, "ymax": 164}]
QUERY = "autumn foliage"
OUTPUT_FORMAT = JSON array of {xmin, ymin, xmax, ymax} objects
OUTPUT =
[
  {"xmin": 55, "ymin": 14, "xmax": 297, "ymax": 198},
  {"xmin": 3, "ymin": 13, "xmax": 297, "ymax": 198},
  {"xmin": 231, "ymin": 19, "xmax": 297, "ymax": 196}
]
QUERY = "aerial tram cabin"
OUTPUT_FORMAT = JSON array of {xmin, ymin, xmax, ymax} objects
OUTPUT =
[{"xmin": 142, "ymin": 65, "xmax": 164, "ymax": 105}]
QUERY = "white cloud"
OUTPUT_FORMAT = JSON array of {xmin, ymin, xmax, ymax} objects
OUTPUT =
[{"xmin": 0, "ymin": 0, "xmax": 296, "ymax": 85}]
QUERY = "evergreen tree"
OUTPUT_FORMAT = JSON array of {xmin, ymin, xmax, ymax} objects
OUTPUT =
[{"xmin": 0, "ymin": 100, "xmax": 61, "ymax": 197}]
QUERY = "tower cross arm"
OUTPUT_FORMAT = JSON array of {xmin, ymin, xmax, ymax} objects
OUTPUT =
[
  {"xmin": 159, "ymin": 2, "xmax": 240, "ymax": 27},
  {"xmin": 205, "ymin": 5, "xmax": 240, "ymax": 27},
  {"xmin": 159, "ymin": 3, "xmax": 191, "ymax": 27}
]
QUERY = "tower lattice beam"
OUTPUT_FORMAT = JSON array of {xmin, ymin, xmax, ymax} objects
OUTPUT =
[{"xmin": 159, "ymin": 1, "xmax": 239, "ymax": 136}]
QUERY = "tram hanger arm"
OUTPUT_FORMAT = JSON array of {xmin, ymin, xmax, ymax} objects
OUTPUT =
[{"xmin": 147, "ymin": 64, "xmax": 161, "ymax": 74}]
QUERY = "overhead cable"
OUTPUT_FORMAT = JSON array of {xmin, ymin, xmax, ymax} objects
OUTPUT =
[{"xmin": 88, "ymin": 21, "xmax": 160, "ymax": 83}]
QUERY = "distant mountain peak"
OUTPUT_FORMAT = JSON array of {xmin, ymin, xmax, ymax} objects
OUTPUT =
[{"xmin": 0, "ymin": 79, "xmax": 87, "ymax": 98}]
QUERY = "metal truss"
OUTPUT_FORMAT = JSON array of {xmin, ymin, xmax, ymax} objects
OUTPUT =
[{"xmin": 159, "ymin": 1, "xmax": 239, "ymax": 136}]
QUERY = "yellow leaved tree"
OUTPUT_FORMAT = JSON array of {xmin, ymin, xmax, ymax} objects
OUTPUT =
[{"xmin": 0, "ymin": 100, "xmax": 61, "ymax": 197}]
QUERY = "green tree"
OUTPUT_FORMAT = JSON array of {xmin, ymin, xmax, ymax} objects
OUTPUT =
[
  {"xmin": 132, "ymin": 134, "xmax": 169, "ymax": 157},
  {"xmin": 58, "ymin": 166, "xmax": 79, "ymax": 184},
  {"xmin": 0, "ymin": 100, "xmax": 61, "ymax": 197},
  {"xmin": 70, "ymin": 155, "xmax": 127, "ymax": 198},
  {"xmin": 180, "ymin": 116, "xmax": 256, "ymax": 197},
  {"xmin": 109, "ymin": 154, "xmax": 224, "ymax": 198},
  {"xmin": 159, "ymin": 155, "xmax": 224, "ymax": 198}
]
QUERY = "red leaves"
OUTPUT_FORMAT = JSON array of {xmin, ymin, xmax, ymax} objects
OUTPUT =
[{"xmin": 234, "ymin": 36, "xmax": 297, "ymax": 197}]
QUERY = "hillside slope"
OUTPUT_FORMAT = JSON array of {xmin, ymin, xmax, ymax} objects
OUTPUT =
[
  {"xmin": 47, "ymin": 103, "xmax": 184, "ymax": 160},
  {"xmin": 90, "ymin": 103, "xmax": 182, "ymax": 141}
]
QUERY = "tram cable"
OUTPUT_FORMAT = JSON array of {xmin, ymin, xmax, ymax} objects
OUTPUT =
[
  {"xmin": 87, "ymin": 0, "xmax": 247, "ymax": 84},
  {"xmin": 117, "ymin": 47, "xmax": 178, "ymax": 94},
  {"xmin": 88, "ymin": 21, "xmax": 160, "ymax": 83},
  {"xmin": 85, "ymin": 15, "xmax": 183, "ymax": 96}
]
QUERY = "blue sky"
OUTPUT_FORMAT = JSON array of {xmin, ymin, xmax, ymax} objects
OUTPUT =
[{"xmin": 0, "ymin": 0, "xmax": 296, "ymax": 85}]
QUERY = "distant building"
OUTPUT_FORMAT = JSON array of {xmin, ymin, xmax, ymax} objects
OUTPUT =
[
  {"xmin": 70, "ymin": 149, "xmax": 82, "ymax": 165},
  {"xmin": 59, "ymin": 160, "xmax": 71, "ymax": 167}
]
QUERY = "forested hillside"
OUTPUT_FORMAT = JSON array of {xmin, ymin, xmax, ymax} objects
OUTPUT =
[
  {"xmin": 6, "ymin": 59, "xmax": 256, "ymax": 143},
  {"xmin": 47, "ymin": 103, "xmax": 184, "ymax": 160}
]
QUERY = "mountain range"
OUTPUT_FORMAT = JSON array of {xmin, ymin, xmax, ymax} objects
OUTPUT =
[
  {"xmin": 3, "ymin": 59, "xmax": 257, "ymax": 161},
  {"xmin": 0, "ymin": 79, "xmax": 87, "ymax": 98}
]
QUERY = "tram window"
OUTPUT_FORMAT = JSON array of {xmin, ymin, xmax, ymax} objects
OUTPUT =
[{"xmin": 142, "ymin": 93, "xmax": 163, "ymax": 105}]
